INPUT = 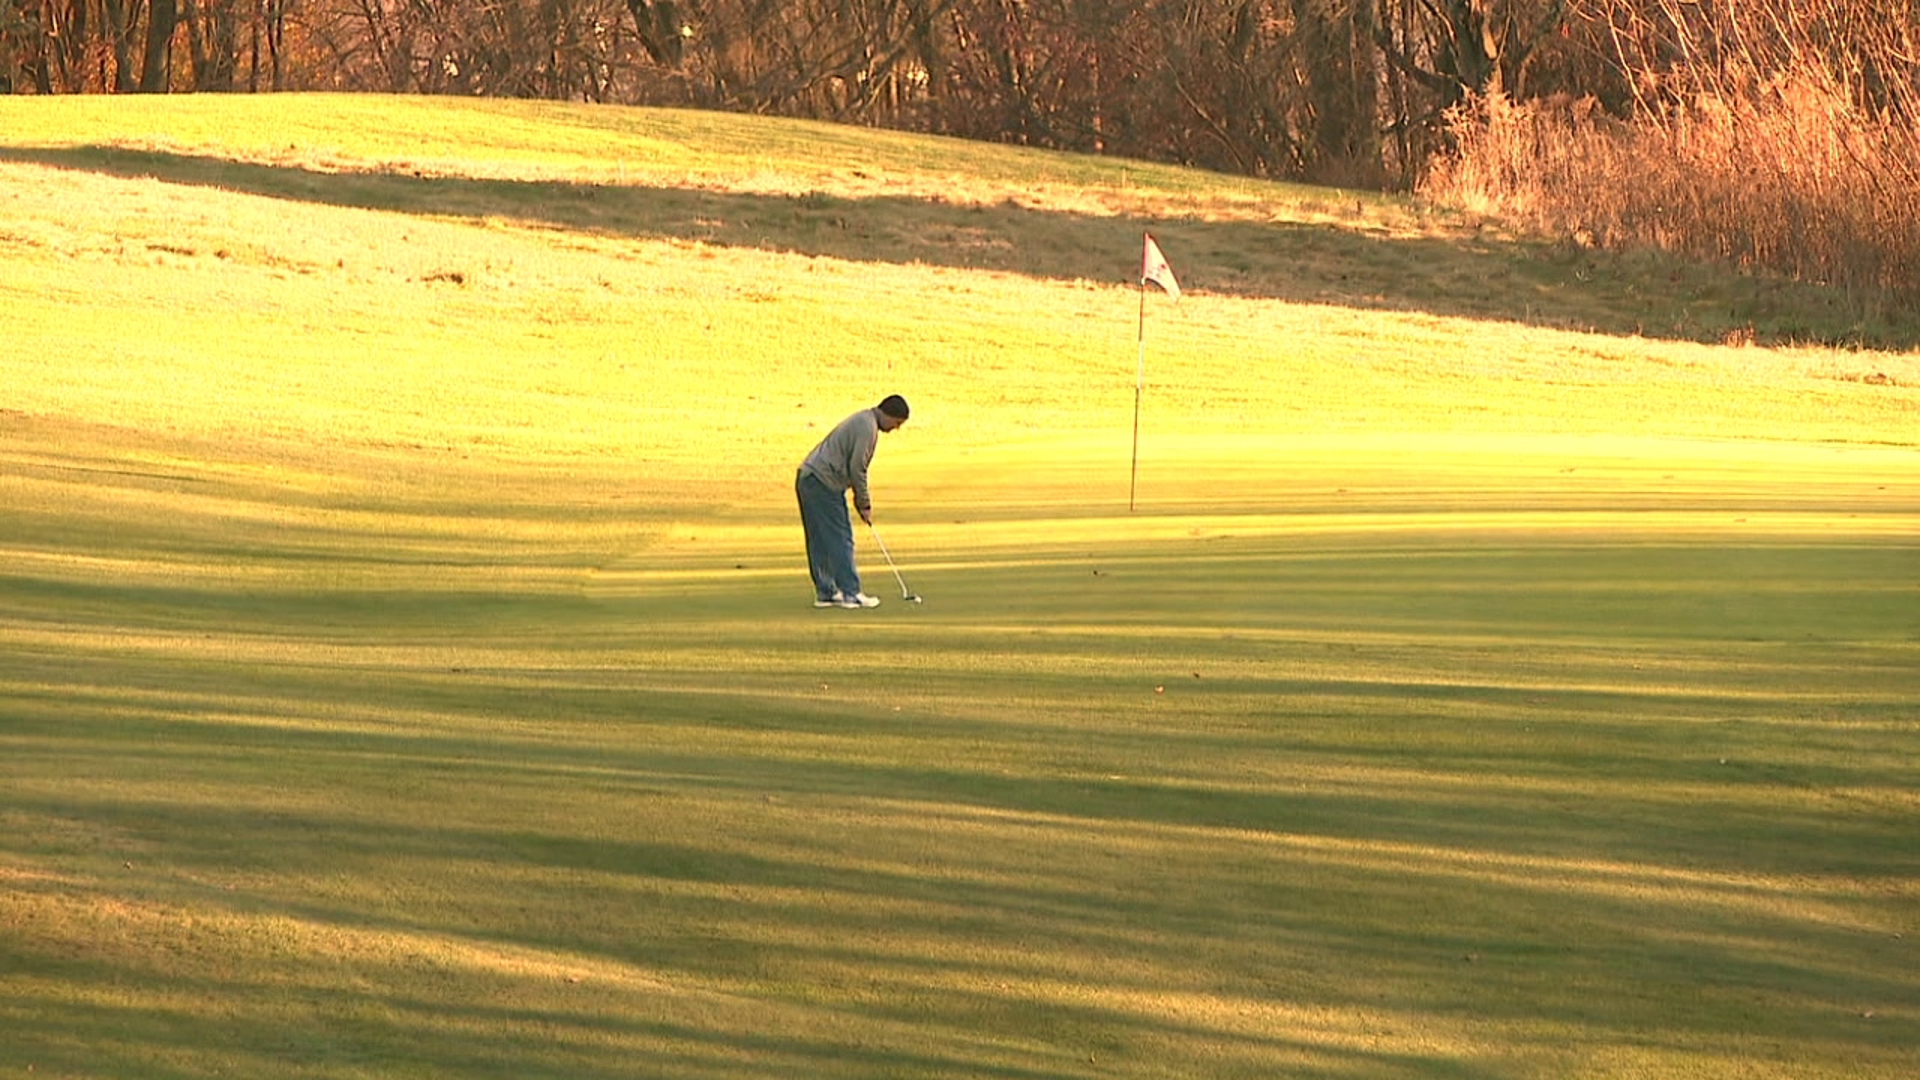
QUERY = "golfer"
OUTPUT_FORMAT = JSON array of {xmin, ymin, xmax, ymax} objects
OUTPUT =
[{"xmin": 797, "ymin": 395, "xmax": 909, "ymax": 608}]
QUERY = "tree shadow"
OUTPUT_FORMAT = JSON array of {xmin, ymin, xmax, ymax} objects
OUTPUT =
[
  {"xmin": 6, "ymin": 143, "xmax": 1911, "ymax": 350},
  {"xmin": 9, "ymin": 652, "xmax": 1917, "ymax": 1077},
  {"xmin": 8, "ymin": 524, "xmax": 1918, "ymax": 1074},
  {"xmin": 6, "ymin": 393, "xmax": 1917, "ymax": 1075}
]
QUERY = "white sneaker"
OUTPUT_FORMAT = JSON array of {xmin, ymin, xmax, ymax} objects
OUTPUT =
[
  {"xmin": 836, "ymin": 592, "xmax": 881, "ymax": 608},
  {"xmin": 814, "ymin": 592, "xmax": 844, "ymax": 608}
]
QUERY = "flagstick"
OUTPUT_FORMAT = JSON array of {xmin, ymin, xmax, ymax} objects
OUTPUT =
[{"xmin": 1130, "ymin": 278, "xmax": 1146, "ymax": 512}]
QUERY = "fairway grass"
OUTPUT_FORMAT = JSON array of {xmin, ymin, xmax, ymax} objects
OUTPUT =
[{"xmin": 2, "ymin": 95, "xmax": 1917, "ymax": 1080}]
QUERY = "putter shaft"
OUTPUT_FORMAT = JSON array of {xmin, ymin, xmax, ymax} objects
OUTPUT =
[{"xmin": 867, "ymin": 523, "xmax": 920, "ymax": 601}]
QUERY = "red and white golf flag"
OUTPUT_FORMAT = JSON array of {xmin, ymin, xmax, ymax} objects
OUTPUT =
[{"xmin": 1141, "ymin": 232, "xmax": 1180, "ymax": 301}]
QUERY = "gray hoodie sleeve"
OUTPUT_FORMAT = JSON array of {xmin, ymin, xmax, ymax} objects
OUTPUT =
[
  {"xmin": 848, "ymin": 423, "xmax": 879, "ymax": 514},
  {"xmin": 800, "ymin": 408, "xmax": 881, "ymax": 513}
]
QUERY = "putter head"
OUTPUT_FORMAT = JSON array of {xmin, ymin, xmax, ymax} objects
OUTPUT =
[{"xmin": 906, "ymin": 594, "xmax": 923, "ymax": 604}]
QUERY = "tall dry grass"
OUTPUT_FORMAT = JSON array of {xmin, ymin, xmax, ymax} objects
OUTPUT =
[{"xmin": 1426, "ymin": 66, "xmax": 1920, "ymax": 320}]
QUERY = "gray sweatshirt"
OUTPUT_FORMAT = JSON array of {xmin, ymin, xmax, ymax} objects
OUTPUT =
[{"xmin": 799, "ymin": 407, "xmax": 882, "ymax": 515}]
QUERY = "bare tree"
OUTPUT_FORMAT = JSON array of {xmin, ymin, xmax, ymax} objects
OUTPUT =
[
  {"xmin": 183, "ymin": 0, "xmax": 240, "ymax": 87},
  {"xmin": 102, "ymin": 0, "xmax": 142, "ymax": 89},
  {"xmin": 1293, "ymin": 0, "xmax": 1381, "ymax": 183},
  {"xmin": 246, "ymin": 0, "xmax": 288, "ymax": 90},
  {"xmin": 137, "ymin": 0, "xmax": 174, "ymax": 88},
  {"xmin": 1375, "ymin": 0, "xmax": 1569, "ymax": 108}
]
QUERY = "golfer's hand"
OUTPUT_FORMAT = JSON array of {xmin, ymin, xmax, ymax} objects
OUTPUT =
[{"xmin": 858, "ymin": 507, "xmax": 873, "ymax": 525}]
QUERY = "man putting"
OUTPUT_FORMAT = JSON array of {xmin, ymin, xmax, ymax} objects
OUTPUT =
[{"xmin": 796, "ymin": 394, "xmax": 909, "ymax": 608}]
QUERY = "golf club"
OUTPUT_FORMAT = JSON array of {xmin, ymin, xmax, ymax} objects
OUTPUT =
[{"xmin": 866, "ymin": 523, "xmax": 923, "ymax": 603}]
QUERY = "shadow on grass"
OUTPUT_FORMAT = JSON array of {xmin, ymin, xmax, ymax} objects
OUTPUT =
[
  {"xmin": 5, "ymin": 144, "xmax": 1912, "ymax": 350},
  {"xmin": 9, "ymin": 534, "xmax": 1920, "ymax": 1067},
  {"xmin": 5, "ymin": 444, "xmax": 1917, "ymax": 1077},
  {"xmin": 7, "ymin": 662, "xmax": 1917, "ymax": 1077}
]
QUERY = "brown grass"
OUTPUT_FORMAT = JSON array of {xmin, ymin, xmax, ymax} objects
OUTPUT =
[{"xmin": 1425, "ymin": 66, "xmax": 1920, "ymax": 324}]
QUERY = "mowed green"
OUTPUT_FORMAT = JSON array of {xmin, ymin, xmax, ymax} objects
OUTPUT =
[{"xmin": 1, "ymin": 95, "xmax": 1916, "ymax": 1080}]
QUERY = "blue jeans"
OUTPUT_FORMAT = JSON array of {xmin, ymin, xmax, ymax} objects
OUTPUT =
[{"xmin": 796, "ymin": 470, "xmax": 860, "ymax": 600}]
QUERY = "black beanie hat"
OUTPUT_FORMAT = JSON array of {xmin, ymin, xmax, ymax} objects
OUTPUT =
[{"xmin": 879, "ymin": 394, "xmax": 910, "ymax": 420}]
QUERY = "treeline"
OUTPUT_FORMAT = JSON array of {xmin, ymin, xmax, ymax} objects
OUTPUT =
[{"xmin": 4, "ymin": 1, "xmax": 1911, "ymax": 183}]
